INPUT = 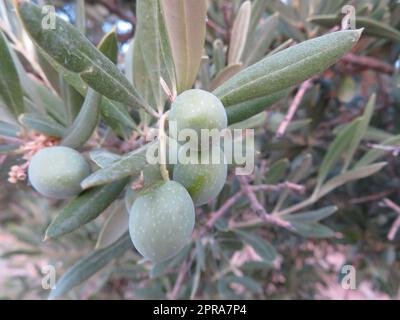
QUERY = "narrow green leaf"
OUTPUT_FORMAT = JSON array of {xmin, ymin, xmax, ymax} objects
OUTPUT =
[
  {"xmin": 210, "ymin": 63, "xmax": 243, "ymax": 91},
  {"xmin": 317, "ymin": 162, "xmax": 386, "ymax": 198},
  {"xmin": 61, "ymin": 89, "xmax": 101, "ymax": 148},
  {"xmin": 291, "ymin": 222, "xmax": 335, "ymax": 238},
  {"xmin": 316, "ymin": 118, "xmax": 362, "ymax": 191},
  {"xmin": 265, "ymin": 158, "xmax": 289, "ymax": 184},
  {"xmin": 97, "ymin": 28, "xmax": 119, "ymax": 64},
  {"xmin": 233, "ymin": 229, "xmax": 276, "ymax": 263},
  {"xmin": 342, "ymin": 94, "xmax": 375, "ymax": 171},
  {"xmin": 49, "ymin": 232, "xmax": 132, "ymax": 299},
  {"xmin": 273, "ymin": 153, "xmax": 312, "ymax": 213},
  {"xmin": 0, "ymin": 30, "xmax": 24, "ymax": 118},
  {"xmin": 244, "ymin": 13, "xmax": 279, "ymax": 66},
  {"xmin": 19, "ymin": 113, "xmax": 65, "ymax": 138},
  {"xmin": 0, "ymin": 144, "xmax": 20, "ymax": 154},
  {"xmin": 76, "ymin": 0, "xmax": 86, "ymax": 35},
  {"xmin": 248, "ymin": 0, "xmax": 266, "ymax": 34},
  {"xmin": 133, "ymin": 0, "xmax": 176, "ymax": 112},
  {"xmin": 60, "ymin": 73, "xmax": 84, "ymax": 125},
  {"xmin": 89, "ymin": 150, "xmax": 122, "ymax": 168},
  {"xmin": 16, "ymin": 1, "xmax": 156, "ymax": 117},
  {"xmin": 283, "ymin": 206, "xmax": 337, "ymax": 224},
  {"xmin": 213, "ymin": 39, "xmax": 226, "ymax": 75},
  {"xmin": 161, "ymin": 0, "xmax": 207, "ymax": 92},
  {"xmin": 81, "ymin": 142, "xmax": 154, "ymax": 189},
  {"xmin": 30, "ymin": 28, "xmax": 137, "ymax": 133},
  {"xmin": 354, "ymin": 135, "xmax": 400, "ymax": 168},
  {"xmin": 228, "ymin": 111, "xmax": 266, "ymax": 129},
  {"xmin": 228, "ymin": 1, "xmax": 251, "ymax": 65},
  {"xmin": 226, "ymin": 90, "xmax": 287, "ymax": 124},
  {"xmin": 0, "ymin": 120, "xmax": 20, "ymax": 137},
  {"xmin": 308, "ymin": 15, "xmax": 400, "ymax": 43},
  {"xmin": 45, "ymin": 178, "xmax": 129, "ymax": 239},
  {"xmin": 95, "ymin": 202, "xmax": 128, "ymax": 249},
  {"xmin": 61, "ymin": 28, "xmax": 119, "ymax": 147},
  {"xmin": 213, "ymin": 29, "xmax": 362, "ymax": 106}
]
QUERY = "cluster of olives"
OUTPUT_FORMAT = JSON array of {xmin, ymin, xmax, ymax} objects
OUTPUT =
[
  {"xmin": 129, "ymin": 89, "xmax": 228, "ymax": 262},
  {"xmin": 27, "ymin": 89, "xmax": 229, "ymax": 263}
]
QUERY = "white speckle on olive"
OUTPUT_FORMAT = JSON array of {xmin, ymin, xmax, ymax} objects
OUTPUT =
[{"xmin": 28, "ymin": 146, "xmax": 91, "ymax": 199}]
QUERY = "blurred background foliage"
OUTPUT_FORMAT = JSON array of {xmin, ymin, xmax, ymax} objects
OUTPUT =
[{"xmin": 1, "ymin": 0, "xmax": 400, "ymax": 299}]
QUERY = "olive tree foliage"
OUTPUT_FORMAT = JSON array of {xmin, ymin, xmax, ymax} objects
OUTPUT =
[{"xmin": 0, "ymin": 0, "xmax": 400, "ymax": 299}]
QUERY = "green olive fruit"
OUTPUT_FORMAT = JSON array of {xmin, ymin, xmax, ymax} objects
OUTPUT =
[
  {"xmin": 28, "ymin": 146, "xmax": 91, "ymax": 199},
  {"xmin": 169, "ymin": 89, "xmax": 227, "ymax": 149},
  {"xmin": 173, "ymin": 146, "xmax": 227, "ymax": 206},
  {"xmin": 129, "ymin": 181, "xmax": 195, "ymax": 262}
]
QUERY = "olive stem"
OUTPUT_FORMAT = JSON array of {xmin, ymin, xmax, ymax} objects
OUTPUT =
[{"xmin": 159, "ymin": 111, "xmax": 170, "ymax": 181}]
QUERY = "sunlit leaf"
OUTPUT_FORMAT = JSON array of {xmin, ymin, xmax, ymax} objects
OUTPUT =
[
  {"xmin": 161, "ymin": 0, "xmax": 207, "ymax": 92},
  {"xmin": 213, "ymin": 29, "xmax": 362, "ymax": 106}
]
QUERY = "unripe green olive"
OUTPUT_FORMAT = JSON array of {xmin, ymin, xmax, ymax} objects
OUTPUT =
[
  {"xmin": 129, "ymin": 181, "xmax": 195, "ymax": 262},
  {"xmin": 169, "ymin": 89, "xmax": 227, "ymax": 147},
  {"xmin": 173, "ymin": 146, "xmax": 227, "ymax": 206},
  {"xmin": 28, "ymin": 146, "xmax": 91, "ymax": 199}
]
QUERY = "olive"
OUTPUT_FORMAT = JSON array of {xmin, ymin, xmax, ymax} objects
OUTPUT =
[
  {"xmin": 129, "ymin": 181, "xmax": 195, "ymax": 262},
  {"xmin": 173, "ymin": 146, "xmax": 227, "ymax": 206},
  {"xmin": 28, "ymin": 146, "xmax": 91, "ymax": 199},
  {"xmin": 169, "ymin": 89, "xmax": 227, "ymax": 149}
]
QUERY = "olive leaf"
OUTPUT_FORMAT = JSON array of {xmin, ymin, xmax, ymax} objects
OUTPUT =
[
  {"xmin": 265, "ymin": 158, "xmax": 289, "ymax": 184},
  {"xmin": 61, "ymin": 30, "xmax": 118, "ymax": 149},
  {"xmin": 228, "ymin": 1, "xmax": 251, "ymax": 65},
  {"xmin": 210, "ymin": 63, "xmax": 243, "ymax": 91},
  {"xmin": 213, "ymin": 29, "xmax": 363, "ymax": 107},
  {"xmin": 243, "ymin": 13, "xmax": 279, "ymax": 67},
  {"xmin": 61, "ymin": 84, "xmax": 84, "ymax": 127},
  {"xmin": 89, "ymin": 150, "xmax": 122, "ymax": 168},
  {"xmin": 133, "ymin": 0, "xmax": 176, "ymax": 112},
  {"xmin": 273, "ymin": 153, "xmax": 312, "ymax": 213},
  {"xmin": 354, "ymin": 135, "xmax": 400, "ymax": 168},
  {"xmin": 308, "ymin": 15, "xmax": 400, "ymax": 43},
  {"xmin": 228, "ymin": 112, "xmax": 266, "ymax": 129},
  {"xmin": 0, "ymin": 120, "xmax": 20, "ymax": 137},
  {"xmin": 317, "ymin": 162, "xmax": 386, "ymax": 199},
  {"xmin": 283, "ymin": 206, "xmax": 337, "ymax": 224},
  {"xmin": 95, "ymin": 202, "xmax": 128, "ymax": 250},
  {"xmin": 212, "ymin": 39, "xmax": 226, "ymax": 75},
  {"xmin": 290, "ymin": 222, "xmax": 335, "ymax": 238},
  {"xmin": 15, "ymin": 1, "xmax": 156, "ymax": 117},
  {"xmin": 226, "ymin": 90, "xmax": 288, "ymax": 125},
  {"xmin": 315, "ymin": 118, "xmax": 361, "ymax": 192},
  {"xmin": 81, "ymin": 142, "xmax": 155, "ymax": 189},
  {"xmin": 233, "ymin": 229, "xmax": 277, "ymax": 263},
  {"xmin": 49, "ymin": 232, "xmax": 132, "ymax": 299},
  {"xmin": 60, "ymin": 89, "xmax": 101, "ymax": 148},
  {"xmin": 161, "ymin": 0, "xmax": 207, "ymax": 93},
  {"xmin": 26, "ymin": 26, "xmax": 137, "ymax": 133},
  {"xmin": 342, "ymin": 94, "xmax": 376, "ymax": 172},
  {"xmin": 0, "ymin": 29, "xmax": 24, "ymax": 119},
  {"xmin": 19, "ymin": 113, "xmax": 65, "ymax": 138},
  {"xmin": 45, "ymin": 178, "xmax": 129, "ymax": 239}
]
